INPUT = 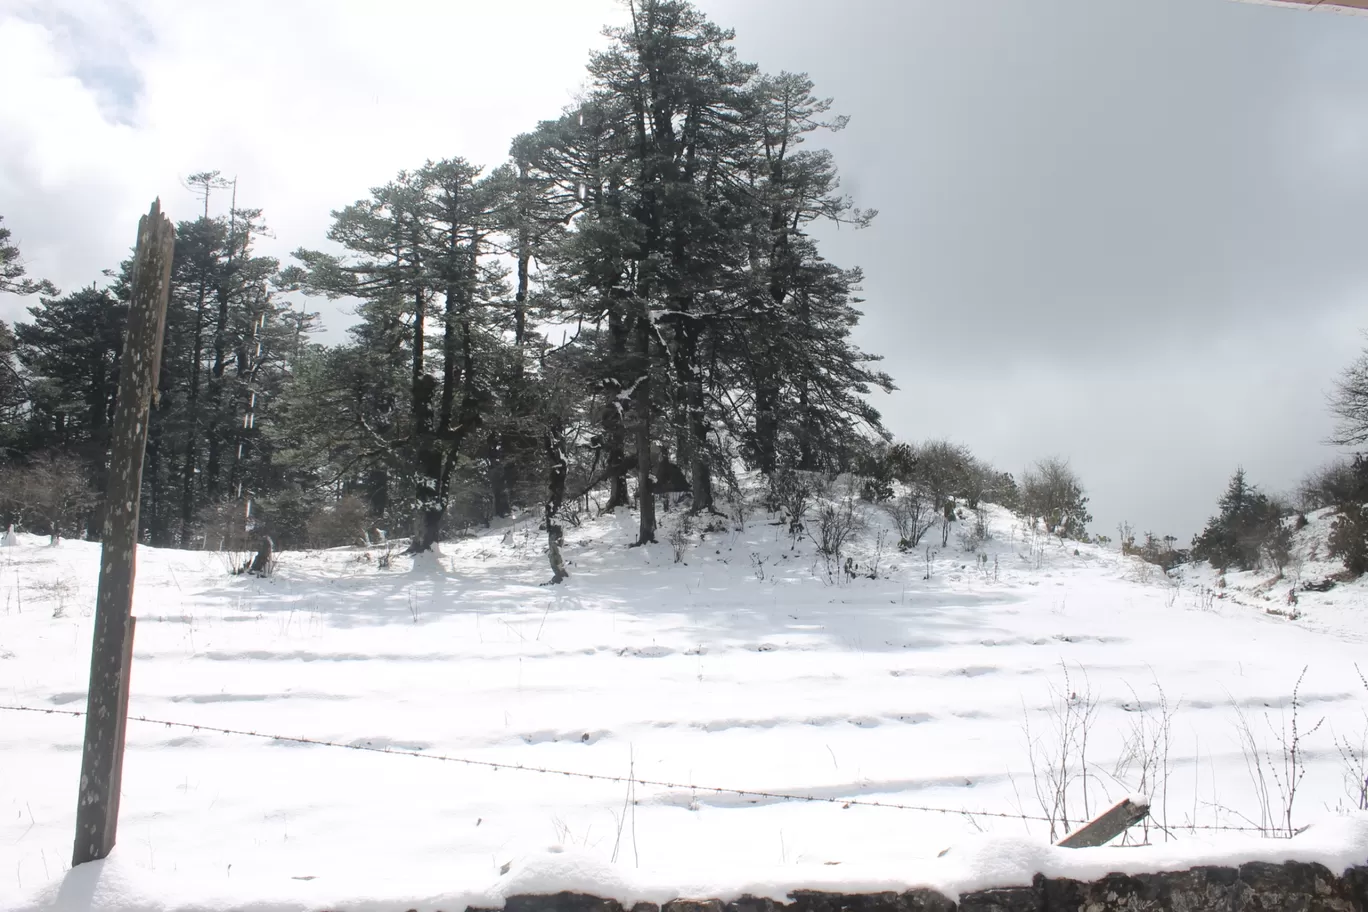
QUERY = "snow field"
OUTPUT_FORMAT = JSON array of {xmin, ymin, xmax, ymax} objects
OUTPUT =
[{"xmin": 2, "ymin": 498, "xmax": 1367, "ymax": 910}]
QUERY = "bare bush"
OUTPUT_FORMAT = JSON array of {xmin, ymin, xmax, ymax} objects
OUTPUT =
[
  {"xmin": 957, "ymin": 510, "xmax": 990, "ymax": 553},
  {"xmin": 885, "ymin": 486, "xmax": 936, "ymax": 550},
  {"xmin": 669, "ymin": 513, "xmax": 693, "ymax": 564},
  {"xmin": 1020, "ymin": 662, "xmax": 1101, "ymax": 842},
  {"xmin": 1297, "ymin": 459, "xmax": 1361, "ymax": 512},
  {"xmin": 1112, "ymin": 679, "xmax": 1176, "ymax": 842},
  {"xmin": 0, "ymin": 452, "xmax": 99, "ymax": 538},
  {"xmin": 1231, "ymin": 666, "xmax": 1325, "ymax": 837},
  {"xmin": 1334, "ymin": 664, "xmax": 1368, "ymax": 813},
  {"xmin": 770, "ymin": 468, "xmax": 824, "ymax": 543},
  {"xmin": 810, "ymin": 486, "xmax": 863, "ymax": 565},
  {"xmin": 1328, "ymin": 335, "xmax": 1368, "ymax": 447},
  {"xmin": 909, "ymin": 439, "xmax": 969, "ymax": 511}
]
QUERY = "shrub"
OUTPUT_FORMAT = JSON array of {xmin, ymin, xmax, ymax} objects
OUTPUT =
[
  {"xmin": 910, "ymin": 440, "xmax": 970, "ymax": 511},
  {"xmin": 1193, "ymin": 468, "xmax": 1290, "ymax": 573},
  {"xmin": 1020, "ymin": 457, "xmax": 1092, "ymax": 541},
  {"xmin": 0, "ymin": 452, "xmax": 99, "ymax": 538},
  {"xmin": 306, "ymin": 494, "xmax": 374, "ymax": 548},
  {"xmin": 1296, "ymin": 459, "xmax": 1364, "ymax": 512},
  {"xmin": 1330, "ymin": 503, "xmax": 1368, "ymax": 576},
  {"xmin": 1132, "ymin": 531, "xmax": 1186, "ymax": 572}
]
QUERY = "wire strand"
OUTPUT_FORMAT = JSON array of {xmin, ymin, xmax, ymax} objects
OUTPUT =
[
  {"xmin": 0, "ymin": 703, "xmax": 1287, "ymax": 835},
  {"xmin": 3, "ymin": 703, "xmax": 1053, "ymax": 821}
]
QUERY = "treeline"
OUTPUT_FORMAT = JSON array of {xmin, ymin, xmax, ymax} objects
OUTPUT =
[
  {"xmin": 0, "ymin": 186, "xmax": 312, "ymax": 547},
  {"xmin": 855, "ymin": 441, "xmax": 1092, "ymax": 544},
  {"xmin": 0, "ymin": 1, "xmax": 893, "ymax": 567}
]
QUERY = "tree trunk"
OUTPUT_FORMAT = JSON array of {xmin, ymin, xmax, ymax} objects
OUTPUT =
[
  {"xmin": 680, "ymin": 319, "xmax": 713, "ymax": 512},
  {"xmin": 634, "ymin": 311, "xmax": 655, "ymax": 544},
  {"xmin": 603, "ymin": 307, "xmax": 631, "ymax": 511},
  {"xmin": 407, "ymin": 373, "xmax": 444, "ymax": 554},
  {"xmin": 406, "ymin": 274, "xmax": 444, "ymax": 554},
  {"xmin": 755, "ymin": 380, "xmax": 779, "ymax": 475},
  {"xmin": 365, "ymin": 467, "xmax": 389, "ymax": 519},
  {"xmin": 180, "ymin": 248, "xmax": 212, "ymax": 542},
  {"xmin": 489, "ymin": 433, "xmax": 512, "ymax": 519},
  {"xmin": 545, "ymin": 424, "xmax": 568, "ymax": 584},
  {"xmin": 204, "ymin": 201, "xmax": 240, "ymax": 501}
]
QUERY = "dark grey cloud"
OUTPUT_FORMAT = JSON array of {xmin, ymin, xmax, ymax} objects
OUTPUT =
[{"xmin": 702, "ymin": 0, "xmax": 1368, "ymax": 540}]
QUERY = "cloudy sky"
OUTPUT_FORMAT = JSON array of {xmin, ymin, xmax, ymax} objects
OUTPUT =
[{"xmin": 2, "ymin": 0, "xmax": 1367, "ymax": 542}]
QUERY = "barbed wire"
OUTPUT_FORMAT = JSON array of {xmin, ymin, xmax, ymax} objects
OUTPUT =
[
  {"xmin": 2, "ymin": 703, "xmax": 1055, "ymax": 821},
  {"xmin": 0, "ymin": 703, "xmax": 1287, "ymax": 835}
]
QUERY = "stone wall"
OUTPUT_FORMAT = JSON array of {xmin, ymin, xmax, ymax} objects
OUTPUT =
[{"xmin": 474, "ymin": 860, "xmax": 1368, "ymax": 912}]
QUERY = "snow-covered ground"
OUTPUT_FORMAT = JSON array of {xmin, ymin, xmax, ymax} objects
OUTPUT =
[{"xmin": 2, "ymin": 496, "xmax": 1367, "ymax": 911}]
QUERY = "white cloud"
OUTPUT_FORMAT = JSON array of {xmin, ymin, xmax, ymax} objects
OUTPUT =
[{"xmin": 0, "ymin": 0, "xmax": 620, "ymax": 321}]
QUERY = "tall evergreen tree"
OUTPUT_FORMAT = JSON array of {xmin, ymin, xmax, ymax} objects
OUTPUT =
[
  {"xmin": 294, "ymin": 159, "xmax": 513, "ymax": 552},
  {"xmin": 1192, "ymin": 468, "xmax": 1279, "ymax": 572}
]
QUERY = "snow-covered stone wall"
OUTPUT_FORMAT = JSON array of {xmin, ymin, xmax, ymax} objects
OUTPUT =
[{"xmin": 493, "ymin": 861, "xmax": 1368, "ymax": 912}]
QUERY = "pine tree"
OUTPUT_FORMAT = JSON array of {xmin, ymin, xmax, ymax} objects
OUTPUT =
[
  {"xmin": 294, "ymin": 160, "xmax": 514, "ymax": 552},
  {"xmin": 0, "ymin": 214, "xmax": 57, "ymax": 453},
  {"xmin": 1192, "ymin": 468, "xmax": 1279, "ymax": 572},
  {"xmin": 0, "ymin": 215, "xmax": 57, "ymax": 297}
]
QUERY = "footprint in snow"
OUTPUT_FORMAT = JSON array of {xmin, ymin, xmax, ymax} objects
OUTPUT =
[{"xmin": 618, "ymin": 645, "xmax": 673, "ymax": 658}]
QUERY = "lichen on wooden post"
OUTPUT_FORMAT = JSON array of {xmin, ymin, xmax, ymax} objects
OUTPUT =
[{"xmin": 73, "ymin": 199, "xmax": 174, "ymax": 867}]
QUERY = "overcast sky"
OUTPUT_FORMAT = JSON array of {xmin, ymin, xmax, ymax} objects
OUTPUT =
[{"xmin": 2, "ymin": 0, "xmax": 1367, "ymax": 542}]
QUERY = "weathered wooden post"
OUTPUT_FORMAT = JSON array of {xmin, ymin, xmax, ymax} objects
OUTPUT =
[
  {"xmin": 1056, "ymin": 797, "xmax": 1151, "ymax": 849},
  {"xmin": 73, "ymin": 200, "xmax": 174, "ymax": 867}
]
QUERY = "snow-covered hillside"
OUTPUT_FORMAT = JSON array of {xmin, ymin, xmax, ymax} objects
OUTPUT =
[
  {"xmin": 2, "ymin": 495, "xmax": 1367, "ymax": 911},
  {"xmin": 1178, "ymin": 506, "xmax": 1368, "ymax": 645}
]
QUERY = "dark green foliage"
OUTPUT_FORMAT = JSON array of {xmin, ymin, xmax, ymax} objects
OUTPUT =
[
  {"xmin": 853, "ymin": 441, "xmax": 914, "ymax": 503},
  {"xmin": 0, "ymin": 322, "xmax": 22, "ymax": 450},
  {"xmin": 13, "ymin": 286, "xmax": 126, "ymax": 460},
  {"xmin": 0, "ymin": 214, "xmax": 57, "ymax": 297},
  {"xmin": 1325, "ymin": 455, "xmax": 1368, "ymax": 576},
  {"xmin": 2, "ymin": 189, "xmax": 313, "ymax": 546},
  {"xmin": 1191, "ymin": 468, "xmax": 1287, "ymax": 573},
  {"xmin": 985, "ymin": 471, "xmax": 1020, "ymax": 512},
  {"xmin": 1330, "ymin": 503, "xmax": 1368, "ymax": 576}
]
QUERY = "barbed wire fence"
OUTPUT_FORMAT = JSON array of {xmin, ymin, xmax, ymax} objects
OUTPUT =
[{"xmin": 0, "ymin": 703, "xmax": 1289, "ymax": 837}]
